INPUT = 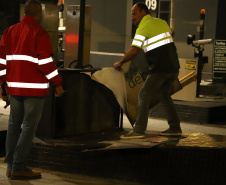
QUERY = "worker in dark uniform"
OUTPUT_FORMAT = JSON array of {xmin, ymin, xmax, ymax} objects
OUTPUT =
[{"xmin": 114, "ymin": 2, "xmax": 182, "ymax": 139}]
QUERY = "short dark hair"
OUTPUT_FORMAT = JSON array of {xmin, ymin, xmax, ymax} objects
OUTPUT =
[
  {"xmin": 135, "ymin": 2, "xmax": 149, "ymax": 14},
  {"xmin": 24, "ymin": 0, "xmax": 42, "ymax": 17}
]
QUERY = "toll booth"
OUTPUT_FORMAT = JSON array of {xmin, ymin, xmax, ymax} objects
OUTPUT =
[
  {"xmin": 36, "ymin": 69, "xmax": 120, "ymax": 138},
  {"xmin": 16, "ymin": 3, "xmax": 122, "ymax": 138},
  {"xmin": 63, "ymin": 5, "xmax": 92, "ymax": 68}
]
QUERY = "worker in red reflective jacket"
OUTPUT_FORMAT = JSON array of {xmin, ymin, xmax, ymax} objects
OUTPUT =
[{"xmin": 0, "ymin": 0, "xmax": 64, "ymax": 180}]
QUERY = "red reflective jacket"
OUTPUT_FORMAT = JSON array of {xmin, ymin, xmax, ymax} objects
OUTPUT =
[{"xmin": 0, "ymin": 15, "xmax": 62, "ymax": 97}]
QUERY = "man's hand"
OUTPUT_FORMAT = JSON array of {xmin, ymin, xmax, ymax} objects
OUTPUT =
[
  {"xmin": 1, "ymin": 86, "xmax": 9, "ymax": 102},
  {"xmin": 55, "ymin": 85, "xmax": 65, "ymax": 97},
  {"xmin": 113, "ymin": 46, "xmax": 140, "ymax": 71},
  {"xmin": 114, "ymin": 61, "xmax": 123, "ymax": 71}
]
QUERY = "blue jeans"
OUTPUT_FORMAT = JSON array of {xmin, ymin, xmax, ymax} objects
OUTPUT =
[
  {"xmin": 133, "ymin": 71, "xmax": 181, "ymax": 134},
  {"xmin": 5, "ymin": 95, "xmax": 45, "ymax": 173}
]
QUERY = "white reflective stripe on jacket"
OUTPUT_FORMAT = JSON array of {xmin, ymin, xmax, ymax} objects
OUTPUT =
[
  {"xmin": 46, "ymin": 69, "xmax": 58, "ymax": 80},
  {"xmin": 6, "ymin": 55, "xmax": 53, "ymax": 65},
  {"xmin": 0, "ymin": 69, "xmax": 6, "ymax": 76},
  {"xmin": 7, "ymin": 82, "xmax": 49, "ymax": 89},
  {"xmin": 0, "ymin": 58, "xmax": 6, "ymax": 65}
]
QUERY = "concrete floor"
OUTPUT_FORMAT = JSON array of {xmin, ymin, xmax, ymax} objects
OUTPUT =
[
  {"xmin": 123, "ymin": 111, "xmax": 226, "ymax": 136},
  {"xmin": 0, "ymin": 158, "xmax": 144, "ymax": 185},
  {"xmin": 1, "ymin": 99, "xmax": 226, "ymax": 184},
  {"xmin": 0, "ymin": 100, "xmax": 145, "ymax": 185}
]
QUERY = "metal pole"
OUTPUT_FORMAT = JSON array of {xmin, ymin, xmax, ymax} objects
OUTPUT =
[
  {"xmin": 196, "ymin": 9, "xmax": 205, "ymax": 97},
  {"xmin": 76, "ymin": 0, "xmax": 86, "ymax": 68},
  {"xmin": 170, "ymin": 0, "xmax": 175, "ymax": 36}
]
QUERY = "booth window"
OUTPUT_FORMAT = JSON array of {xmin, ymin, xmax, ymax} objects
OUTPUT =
[{"xmin": 158, "ymin": 0, "xmax": 171, "ymax": 25}]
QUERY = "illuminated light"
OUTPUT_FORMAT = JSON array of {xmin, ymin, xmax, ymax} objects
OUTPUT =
[
  {"xmin": 58, "ymin": 27, "xmax": 66, "ymax": 31},
  {"xmin": 201, "ymin": 9, "xmax": 205, "ymax": 14},
  {"xmin": 65, "ymin": 34, "xmax": 79, "ymax": 44}
]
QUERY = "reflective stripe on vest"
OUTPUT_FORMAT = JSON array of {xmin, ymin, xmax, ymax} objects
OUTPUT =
[
  {"xmin": 132, "ymin": 34, "xmax": 146, "ymax": 48},
  {"xmin": 134, "ymin": 34, "xmax": 146, "ymax": 41},
  {"xmin": 132, "ymin": 40, "xmax": 143, "ymax": 47},
  {"xmin": 7, "ymin": 82, "xmax": 49, "ymax": 89},
  {"xmin": 143, "ymin": 32, "xmax": 171, "ymax": 47},
  {"xmin": 132, "ymin": 32, "xmax": 173, "ymax": 52},
  {"xmin": 143, "ymin": 38, "xmax": 173, "ymax": 53}
]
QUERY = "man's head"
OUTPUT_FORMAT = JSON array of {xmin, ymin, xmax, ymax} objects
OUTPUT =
[
  {"xmin": 131, "ymin": 3, "xmax": 149, "ymax": 26},
  {"xmin": 24, "ymin": 0, "xmax": 42, "ymax": 23}
]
